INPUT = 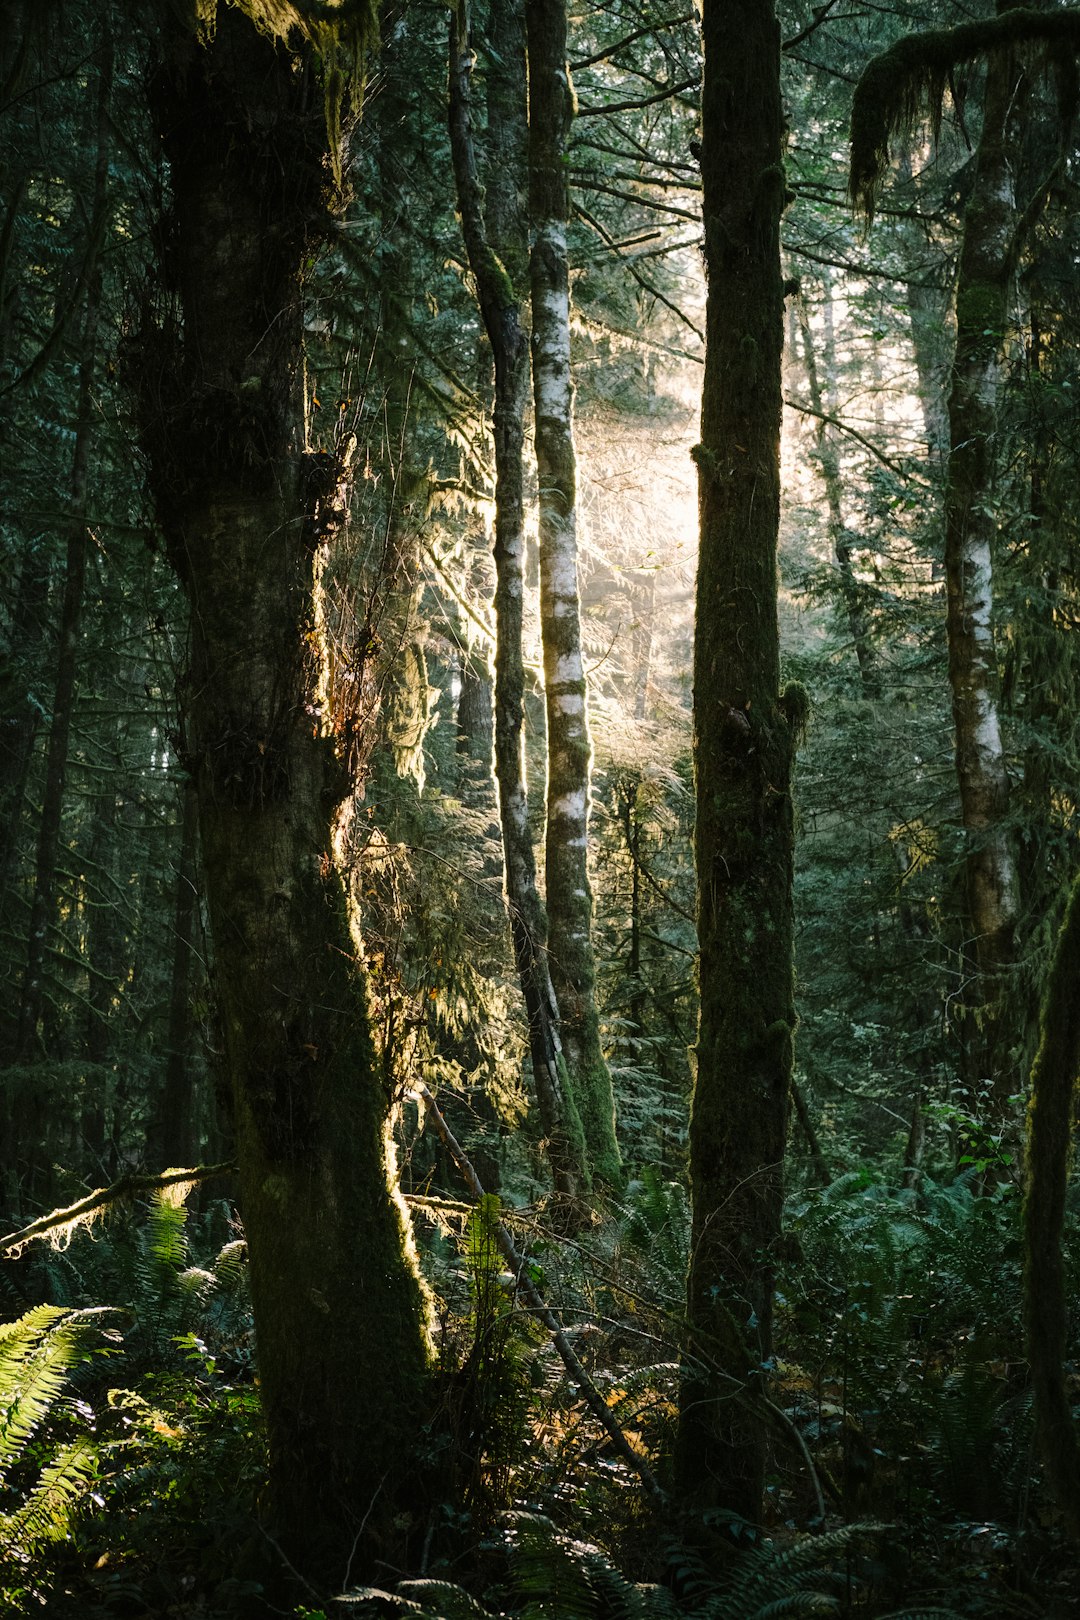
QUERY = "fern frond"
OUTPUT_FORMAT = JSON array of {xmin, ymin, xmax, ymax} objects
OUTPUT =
[
  {"xmin": 397, "ymin": 1578, "xmax": 502, "ymax": 1619},
  {"xmin": 0, "ymin": 1435, "xmax": 97, "ymax": 1558},
  {"xmin": 0, "ymin": 1306, "xmax": 110, "ymax": 1472}
]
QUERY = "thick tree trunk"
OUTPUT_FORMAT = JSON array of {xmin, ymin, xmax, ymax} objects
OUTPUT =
[
  {"xmin": 448, "ymin": 0, "xmax": 587, "ymax": 1200},
  {"xmin": 676, "ymin": 0, "xmax": 796, "ymax": 1524},
  {"xmin": 945, "ymin": 42, "xmax": 1021, "ymax": 1111},
  {"xmin": 142, "ymin": 15, "xmax": 432, "ymax": 1578},
  {"xmin": 1023, "ymin": 871, "xmax": 1080, "ymax": 1542},
  {"xmin": 526, "ymin": 0, "xmax": 621, "ymax": 1188}
]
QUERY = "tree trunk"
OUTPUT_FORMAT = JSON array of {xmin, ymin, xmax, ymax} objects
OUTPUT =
[
  {"xmin": 448, "ymin": 0, "xmax": 587, "ymax": 1201},
  {"xmin": 676, "ymin": 0, "xmax": 796, "ymax": 1524},
  {"xmin": 526, "ymin": 0, "xmax": 621, "ymax": 1188},
  {"xmin": 151, "ymin": 778, "xmax": 200, "ymax": 1171},
  {"xmin": 141, "ymin": 14, "xmax": 433, "ymax": 1579},
  {"xmin": 1023, "ymin": 871, "xmax": 1080, "ymax": 1541},
  {"xmin": 14, "ymin": 41, "xmax": 111, "ymax": 1070},
  {"xmin": 945, "ymin": 40, "xmax": 1022, "ymax": 1113},
  {"xmin": 793, "ymin": 280, "xmax": 876, "ymax": 685}
]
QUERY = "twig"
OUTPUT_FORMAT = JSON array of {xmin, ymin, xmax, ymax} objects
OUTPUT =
[
  {"xmin": 783, "ymin": 396, "xmax": 911, "ymax": 477},
  {"xmin": 417, "ymin": 1083, "xmax": 666, "ymax": 1504}
]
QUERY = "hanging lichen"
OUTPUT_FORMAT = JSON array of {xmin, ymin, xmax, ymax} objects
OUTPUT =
[
  {"xmin": 178, "ymin": 0, "xmax": 379, "ymax": 183},
  {"xmin": 849, "ymin": 8, "xmax": 1080, "ymax": 220}
]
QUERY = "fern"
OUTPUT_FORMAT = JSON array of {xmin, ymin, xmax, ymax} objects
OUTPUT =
[
  {"xmin": 0, "ymin": 1305, "xmax": 110, "ymax": 1471},
  {"xmin": 0, "ymin": 1307, "xmax": 112, "ymax": 1585}
]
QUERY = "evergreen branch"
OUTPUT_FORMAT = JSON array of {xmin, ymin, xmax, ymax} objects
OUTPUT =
[
  {"xmin": 0, "ymin": 1164, "xmax": 236, "ymax": 1258},
  {"xmin": 783, "ymin": 0, "xmax": 843, "ymax": 53},
  {"xmin": 783, "ymin": 395, "xmax": 911, "ymax": 476},
  {"xmin": 574, "ymin": 203, "xmax": 703, "ymax": 340},
  {"xmin": 417, "ymin": 1082, "xmax": 666, "ymax": 1503},
  {"xmin": 569, "ymin": 177, "xmax": 701, "ymax": 221},
  {"xmin": 570, "ymin": 13, "xmax": 696, "ymax": 72},
  {"xmin": 575, "ymin": 76, "xmax": 700, "ymax": 118},
  {"xmin": 849, "ymin": 8, "xmax": 1080, "ymax": 218}
]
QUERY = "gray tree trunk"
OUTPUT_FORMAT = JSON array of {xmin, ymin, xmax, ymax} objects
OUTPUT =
[{"xmin": 526, "ymin": 0, "xmax": 621, "ymax": 1188}]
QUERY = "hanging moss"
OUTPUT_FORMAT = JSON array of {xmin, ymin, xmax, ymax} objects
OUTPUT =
[
  {"xmin": 182, "ymin": 0, "xmax": 379, "ymax": 183},
  {"xmin": 849, "ymin": 9, "xmax": 1080, "ymax": 220},
  {"xmin": 1023, "ymin": 870, "xmax": 1080, "ymax": 1542}
]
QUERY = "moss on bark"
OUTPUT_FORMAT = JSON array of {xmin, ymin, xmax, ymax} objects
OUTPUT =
[
  {"xmin": 527, "ymin": 0, "xmax": 621, "ymax": 1190},
  {"xmin": 675, "ymin": 0, "xmax": 794, "ymax": 1525},
  {"xmin": 1023, "ymin": 872, "xmax": 1080, "ymax": 1541}
]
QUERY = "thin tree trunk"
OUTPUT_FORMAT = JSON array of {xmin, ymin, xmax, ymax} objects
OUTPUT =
[
  {"xmin": 945, "ymin": 41, "xmax": 1022, "ymax": 1112},
  {"xmin": 794, "ymin": 282, "xmax": 875, "ymax": 685},
  {"xmin": 0, "ymin": 549, "xmax": 49, "ymax": 924},
  {"xmin": 676, "ymin": 0, "xmax": 796, "ymax": 1524},
  {"xmin": 81, "ymin": 728, "xmax": 124, "ymax": 1173},
  {"xmin": 151, "ymin": 778, "xmax": 200, "ymax": 1170},
  {"xmin": 448, "ymin": 0, "xmax": 587, "ymax": 1201},
  {"xmin": 526, "ymin": 0, "xmax": 621, "ymax": 1188},
  {"xmin": 141, "ymin": 14, "xmax": 433, "ymax": 1579},
  {"xmin": 14, "ymin": 41, "xmax": 111, "ymax": 1068}
]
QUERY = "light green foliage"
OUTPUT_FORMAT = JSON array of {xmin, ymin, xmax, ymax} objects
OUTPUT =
[{"xmin": 0, "ymin": 1306, "xmax": 112, "ymax": 1596}]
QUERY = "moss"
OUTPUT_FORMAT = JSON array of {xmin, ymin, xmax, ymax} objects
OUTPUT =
[
  {"xmin": 955, "ymin": 278, "xmax": 1006, "ymax": 339},
  {"xmin": 1023, "ymin": 872, "xmax": 1080, "ymax": 1541},
  {"xmin": 779, "ymin": 679, "xmax": 811, "ymax": 746},
  {"xmin": 849, "ymin": 9, "xmax": 1080, "ymax": 220}
]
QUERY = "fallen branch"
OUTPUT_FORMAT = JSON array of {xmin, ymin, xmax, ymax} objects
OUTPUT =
[
  {"xmin": 417, "ymin": 1083, "xmax": 665, "ymax": 1504},
  {"xmin": 0, "ymin": 1162, "xmax": 236, "ymax": 1257}
]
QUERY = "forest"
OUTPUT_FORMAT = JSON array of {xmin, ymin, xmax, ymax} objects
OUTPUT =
[{"xmin": 2, "ymin": 0, "xmax": 1080, "ymax": 1615}]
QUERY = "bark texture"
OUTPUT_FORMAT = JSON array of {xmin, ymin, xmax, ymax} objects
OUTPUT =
[
  {"xmin": 944, "ymin": 39, "xmax": 1021, "ymax": 1107},
  {"xmin": 448, "ymin": 0, "xmax": 587, "ymax": 1200},
  {"xmin": 141, "ymin": 14, "xmax": 432, "ymax": 1578},
  {"xmin": 1023, "ymin": 872, "xmax": 1080, "ymax": 1541},
  {"xmin": 676, "ymin": 0, "xmax": 796, "ymax": 1524},
  {"xmin": 526, "ymin": 0, "xmax": 621, "ymax": 1187}
]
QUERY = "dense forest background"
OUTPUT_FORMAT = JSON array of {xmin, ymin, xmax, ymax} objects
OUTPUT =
[{"xmin": 2, "ymin": 0, "xmax": 1080, "ymax": 1616}]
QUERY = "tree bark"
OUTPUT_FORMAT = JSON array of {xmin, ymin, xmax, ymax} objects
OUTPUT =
[
  {"xmin": 14, "ymin": 41, "xmax": 111, "ymax": 1070},
  {"xmin": 944, "ymin": 38, "xmax": 1022, "ymax": 1112},
  {"xmin": 793, "ymin": 280, "xmax": 876, "ymax": 686},
  {"xmin": 448, "ymin": 0, "xmax": 587, "ymax": 1201},
  {"xmin": 526, "ymin": 0, "xmax": 621, "ymax": 1188},
  {"xmin": 151, "ymin": 778, "xmax": 200, "ymax": 1171},
  {"xmin": 141, "ymin": 14, "xmax": 433, "ymax": 1579},
  {"xmin": 676, "ymin": 0, "xmax": 796, "ymax": 1524},
  {"xmin": 1023, "ymin": 871, "xmax": 1080, "ymax": 1541}
]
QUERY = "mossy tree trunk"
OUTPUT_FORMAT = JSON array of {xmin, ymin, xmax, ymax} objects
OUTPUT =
[
  {"xmin": 675, "ymin": 0, "xmax": 796, "ymax": 1524},
  {"xmin": 945, "ymin": 40, "xmax": 1022, "ymax": 1115},
  {"xmin": 526, "ymin": 0, "xmax": 621, "ymax": 1189},
  {"xmin": 448, "ymin": 0, "xmax": 587, "ymax": 1200},
  {"xmin": 141, "ymin": 13, "xmax": 433, "ymax": 1580},
  {"xmin": 1023, "ymin": 870, "xmax": 1080, "ymax": 1541}
]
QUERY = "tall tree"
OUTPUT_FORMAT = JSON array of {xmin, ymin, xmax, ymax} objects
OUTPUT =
[
  {"xmin": 676, "ymin": 0, "xmax": 797, "ymax": 1521},
  {"xmin": 526, "ymin": 0, "xmax": 621, "ymax": 1188},
  {"xmin": 849, "ymin": 5, "xmax": 1080, "ymax": 1116},
  {"xmin": 137, "ymin": 7, "xmax": 433, "ymax": 1579},
  {"xmin": 448, "ymin": 0, "xmax": 588, "ymax": 1201}
]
